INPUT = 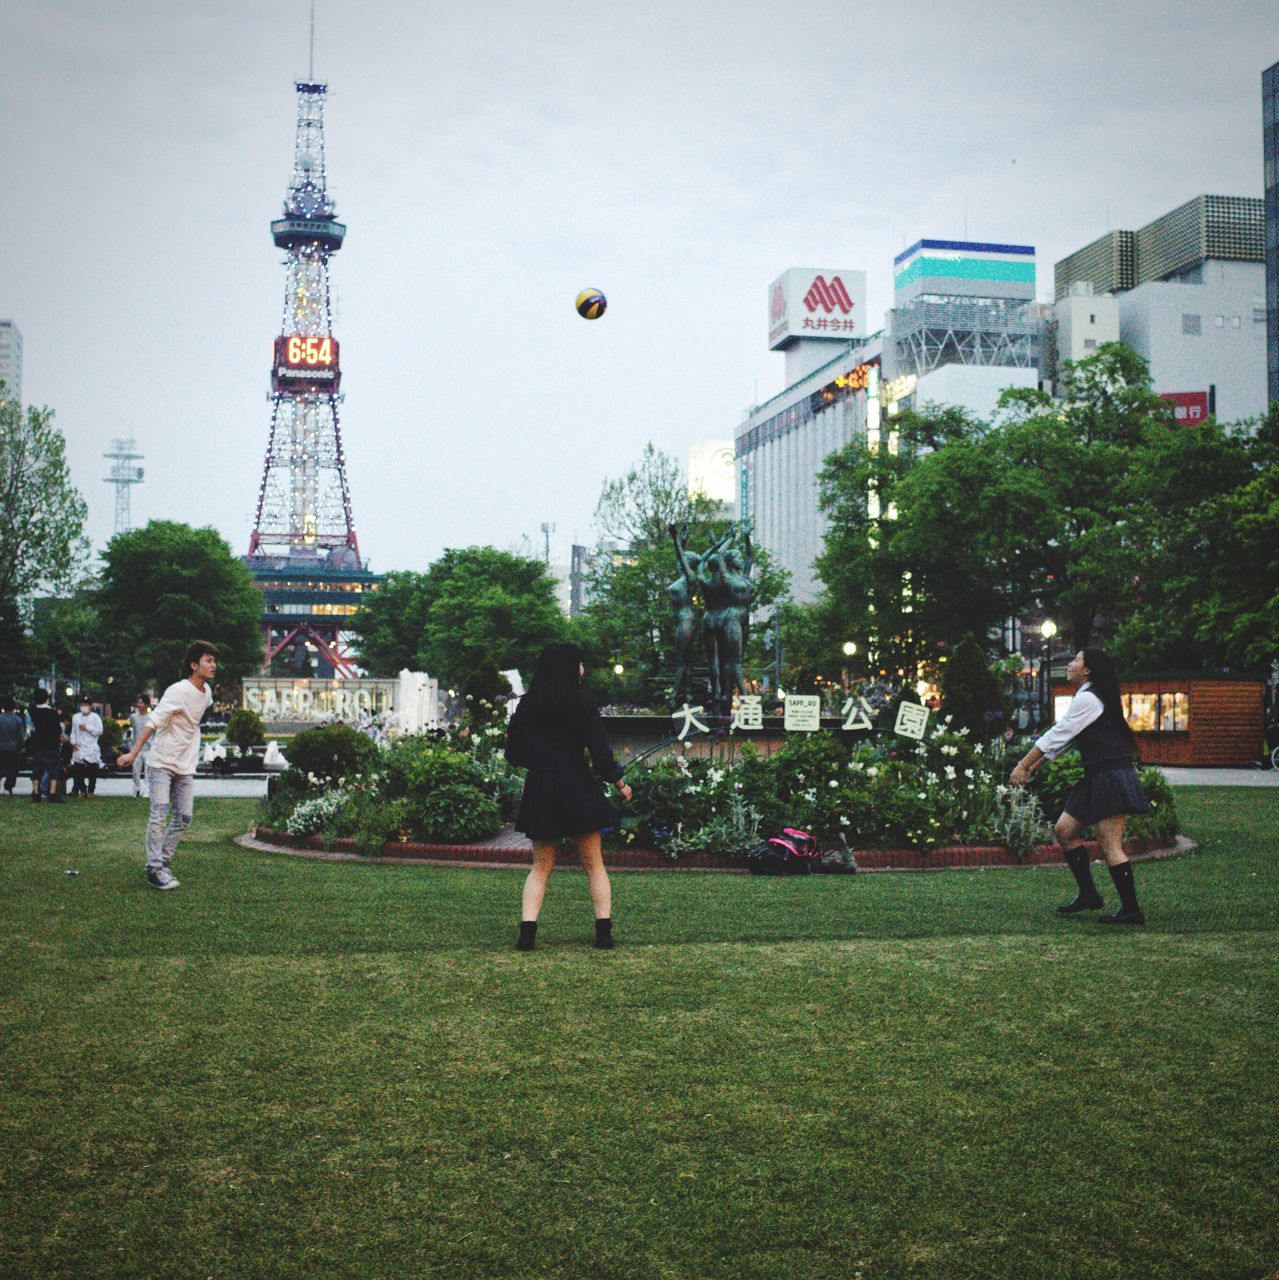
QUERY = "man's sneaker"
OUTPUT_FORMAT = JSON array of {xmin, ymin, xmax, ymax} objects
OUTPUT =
[{"xmin": 147, "ymin": 867, "xmax": 180, "ymax": 891}]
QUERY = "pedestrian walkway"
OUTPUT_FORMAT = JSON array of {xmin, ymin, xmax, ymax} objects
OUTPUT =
[
  {"xmin": 8, "ymin": 775, "xmax": 269, "ymax": 799},
  {"xmin": 1157, "ymin": 767, "xmax": 1279, "ymax": 787}
]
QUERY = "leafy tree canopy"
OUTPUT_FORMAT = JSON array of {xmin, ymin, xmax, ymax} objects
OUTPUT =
[
  {"xmin": 96, "ymin": 521, "xmax": 264, "ymax": 693},
  {"xmin": 355, "ymin": 547, "xmax": 565, "ymax": 688},
  {"xmin": 0, "ymin": 400, "xmax": 87, "ymax": 605},
  {"xmin": 815, "ymin": 344, "xmax": 1278, "ymax": 675}
]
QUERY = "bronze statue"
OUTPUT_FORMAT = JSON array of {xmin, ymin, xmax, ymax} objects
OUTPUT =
[{"xmin": 669, "ymin": 524, "xmax": 732, "ymax": 712}]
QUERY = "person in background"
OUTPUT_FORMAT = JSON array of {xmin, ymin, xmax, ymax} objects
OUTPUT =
[
  {"xmin": 27, "ymin": 689, "xmax": 63, "ymax": 804},
  {"xmin": 0, "ymin": 698, "xmax": 25, "ymax": 795},
  {"xmin": 129, "ymin": 696, "xmax": 152, "ymax": 797},
  {"xmin": 504, "ymin": 643, "xmax": 632, "ymax": 951},
  {"xmin": 1010, "ymin": 647, "xmax": 1150, "ymax": 925},
  {"xmin": 69, "ymin": 695, "xmax": 104, "ymax": 798},
  {"xmin": 117, "ymin": 642, "xmax": 217, "ymax": 891}
]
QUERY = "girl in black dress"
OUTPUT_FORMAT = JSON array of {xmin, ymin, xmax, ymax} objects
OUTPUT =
[
  {"xmin": 504, "ymin": 643, "xmax": 632, "ymax": 950},
  {"xmin": 1010, "ymin": 647, "xmax": 1150, "ymax": 925}
]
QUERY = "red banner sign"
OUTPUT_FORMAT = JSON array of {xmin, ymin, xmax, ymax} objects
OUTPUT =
[{"xmin": 1160, "ymin": 391, "xmax": 1209, "ymax": 425}]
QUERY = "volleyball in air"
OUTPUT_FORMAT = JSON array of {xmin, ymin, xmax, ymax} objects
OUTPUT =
[{"xmin": 575, "ymin": 288, "xmax": 607, "ymax": 320}]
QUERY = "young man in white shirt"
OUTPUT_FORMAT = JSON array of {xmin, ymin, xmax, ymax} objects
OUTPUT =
[{"xmin": 118, "ymin": 641, "xmax": 217, "ymax": 891}]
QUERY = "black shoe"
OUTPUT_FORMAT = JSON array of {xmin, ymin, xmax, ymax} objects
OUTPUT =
[
  {"xmin": 1057, "ymin": 893, "xmax": 1105, "ymax": 915},
  {"xmin": 594, "ymin": 918, "xmax": 614, "ymax": 950},
  {"xmin": 516, "ymin": 921, "xmax": 537, "ymax": 951},
  {"xmin": 1098, "ymin": 908, "xmax": 1145, "ymax": 926}
]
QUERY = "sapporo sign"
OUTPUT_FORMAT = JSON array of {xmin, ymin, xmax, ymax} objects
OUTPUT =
[{"xmin": 242, "ymin": 678, "xmax": 396, "ymax": 723}]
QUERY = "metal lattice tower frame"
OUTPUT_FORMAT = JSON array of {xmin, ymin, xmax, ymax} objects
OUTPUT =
[
  {"xmin": 103, "ymin": 436, "xmax": 144, "ymax": 534},
  {"xmin": 248, "ymin": 81, "xmax": 360, "ymax": 566},
  {"xmin": 890, "ymin": 299, "xmax": 1042, "ymax": 378}
]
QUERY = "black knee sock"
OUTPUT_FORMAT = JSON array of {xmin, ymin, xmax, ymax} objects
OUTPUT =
[
  {"xmin": 1064, "ymin": 846, "xmax": 1102, "ymax": 900},
  {"xmin": 594, "ymin": 917, "xmax": 613, "ymax": 949},
  {"xmin": 516, "ymin": 921, "xmax": 537, "ymax": 951},
  {"xmin": 1107, "ymin": 861, "xmax": 1141, "ymax": 915}
]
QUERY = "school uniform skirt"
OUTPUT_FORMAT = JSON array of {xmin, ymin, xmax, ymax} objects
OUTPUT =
[
  {"xmin": 515, "ymin": 767, "xmax": 616, "ymax": 841},
  {"xmin": 1062, "ymin": 759, "xmax": 1150, "ymax": 825}
]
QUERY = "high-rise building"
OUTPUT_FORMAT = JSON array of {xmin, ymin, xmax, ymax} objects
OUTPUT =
[
  {"xmin": 1054, "ymin": 231, "xmax": 1136, "ymax": 300},
  {"xmin": 1264, "ymin": 61, "xmax": 1279, "ymax": 408},
  {"xmin": 0, "ymin": 320, "xmax": 22, "ymax": 405},
  {"xmin": 737, "ymin": 244, "xmax": 1043, "ymax": 602},
  {"xmin": 1054, "ymin": 196, "xmax": 1268, "ymax": 422}
]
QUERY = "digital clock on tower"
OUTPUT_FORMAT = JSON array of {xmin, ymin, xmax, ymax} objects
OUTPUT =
[{"xmin": 272, "ymin": 335, "xmax": 341, "ymax": 393}]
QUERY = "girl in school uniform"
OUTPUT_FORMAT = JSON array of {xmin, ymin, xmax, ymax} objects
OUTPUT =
[
  {"xmin": 504, "ymin": 643, "xmax": 632, "ymax": 951},
  {"xmin": 1011, "ymin": 647, "xmax": 1149, "ymax": 925}
]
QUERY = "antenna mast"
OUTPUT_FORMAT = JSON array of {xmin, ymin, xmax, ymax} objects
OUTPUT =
[{"xmin": 103, "ymin": 437, "xmax": 144, "ymax": 535}]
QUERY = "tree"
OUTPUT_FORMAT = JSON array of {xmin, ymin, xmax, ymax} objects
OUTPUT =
[
  {"xmin": 350, "ymin": 570, "xmax": 436, "ymax": 676},
  {"xmin": 96, "ymin": 521, "xmax": 264, "ymax": 692},
  {"xmin": 354, "ymin": 547, "xmax": 565, "ymax": 687},
  {"xmin": 0, "ymin": 400, "xmax": 87, "ymax": 605},
  {"xmin": 817, "ymin": 344, "xmax": 1175, "ymax": 668},
  {"xmin": 940, "ymin": 633, "xmax": 1011, "ymax": 738},
  {"xmin": 593, "ymin": 443, "xmax": 718, "ymax": 548},
  {"xmin": 1110, "ymin": 404, "xmax": 1279, "ymax": 671}
]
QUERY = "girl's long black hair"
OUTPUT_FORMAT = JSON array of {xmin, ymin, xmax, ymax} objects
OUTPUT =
[
  {"xmin": 518, "ymin": 642, "xmax": 590, "ymax": 720},
  {"xmin": 1081, "ymin": 647, "xmax": 1138, "ymax": 751}
]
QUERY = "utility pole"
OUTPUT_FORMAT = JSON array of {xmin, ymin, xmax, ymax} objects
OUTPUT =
[{"xmin": 540, "ymin": 522, "xmax": 555, "ymax": 565}]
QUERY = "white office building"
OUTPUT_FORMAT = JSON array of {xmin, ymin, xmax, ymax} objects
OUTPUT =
[
  {"xmin": 1055, "ymin": 196, "xmax": 1267, "ymax": 422},
  {"xmin": 0, "ymin": 320, "xmax": 22, "ymax": 405},
  {"xmin": 738, "ymin": 245, "xmax": 1045, "ymax": 602}
]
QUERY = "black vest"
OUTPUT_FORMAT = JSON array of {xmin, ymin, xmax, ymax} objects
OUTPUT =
[{"xmin": 1074, "ymin": 706, "xmax": 1134, "ymax": 772}]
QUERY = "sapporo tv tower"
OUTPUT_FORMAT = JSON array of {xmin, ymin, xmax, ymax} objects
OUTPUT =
[{"xmin": 247, "ymin": 60, "xmax": 380, "ymax": 678}]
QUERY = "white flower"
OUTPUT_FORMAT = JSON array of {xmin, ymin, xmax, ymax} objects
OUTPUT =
[
  {"xmin": 867, "ymin": 767, "xmax": 878, "ymax": 778},
  {"xmin": 829, "ymin": 779, "xmax": 839, "ymax": 788},
  {"xmin": 917, "ymin": 792, "xmax": 927, "ymax": 800},
  {"xmin": 964, "ymin": 768, "xmax": 974, "ymax": 778},
  {"xmin": 839, "ymin": 816, "xmax": 850, "ymax": 827},
  {"xmin": 708, "ymin": 767, "xmax": 724, "ymax": 785},
  {"xmin": 944, "ymin": 765, "xmax": 956, "ymax": 781}
]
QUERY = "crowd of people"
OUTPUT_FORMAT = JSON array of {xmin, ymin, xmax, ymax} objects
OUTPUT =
[{"xmin": 0, "ymin": 691, "xmax": 153, "ymax": 802}]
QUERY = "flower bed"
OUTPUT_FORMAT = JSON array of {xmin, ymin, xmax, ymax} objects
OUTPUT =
[
  {"xmin": 259, "ymin": 718, "xmax": 1181, "ymax": 865},
  {"xmin": 249, "ymin": 825, "xmax": 1188, "ymax": 873}
]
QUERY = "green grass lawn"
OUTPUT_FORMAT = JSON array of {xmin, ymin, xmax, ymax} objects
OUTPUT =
[{"xmin": 0, "ymin": 790, "xmax": 1275, "ymax": 1280}]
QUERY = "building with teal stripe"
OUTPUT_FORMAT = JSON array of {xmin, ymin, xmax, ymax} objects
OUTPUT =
[{"xmin": 894, "ymin": 238, "xmax": 1036, "ymax": 305}]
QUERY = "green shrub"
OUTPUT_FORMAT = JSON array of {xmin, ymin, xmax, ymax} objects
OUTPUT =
[
  {"xmin": 609, "ymin": 754, "xmax": 718, "ymax": 849},
  {"xmin": 259, "ymin": 768, "xmax": 311, "ymax": 829},
  {"xmin": 377, "ymin": 735, "xmax": 503, "ymax": 843},
  {"xmin": 286, "ymin": 723, "xmax": 377, "ymax": 785},
  {"xmin": 462, "ymin": 658, "xmax": 512, "ymax": 735},
  {"xmin": 940, "ymin": 634, "xmax": 1011, "ymax": 740},
  {"xmin": 226, "ymin": 708, "xmax": 266, "ymax": 753},
  {"xmin": 403, "ymin": 784, "xmax": 500, "ymax": 843},
  {"xmin": 332, "ymin": 791, "xmax": 411, "ymax": 854},
  {"xmin": 1033, "ymin": 754, "xmax": 1084, "ymax": 821},
  {"xmin": 1127, "ymin": 768, "xmax": 1179, "ymax": 847},
  {"xmin": 99, "ymin": 718, "xmax": 125, "ymax": 761}
]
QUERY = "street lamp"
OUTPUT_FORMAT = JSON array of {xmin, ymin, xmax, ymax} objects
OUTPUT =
[
  {"xmin": 842, "ymin": 641, "xmax": 857, "ymax": 657},
  {"xmin": 1039, "ymin": 619, "xmax": 1058, "ymax": 725},
  {"xmin": 612, "ymin": 663, "xmax": 624, "ymax": 676}
]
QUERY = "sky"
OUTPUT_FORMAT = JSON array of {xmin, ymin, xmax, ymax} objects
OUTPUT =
[{"xmin": 3, "ymin": 0, "xmax": 1275, "ymax": 579}]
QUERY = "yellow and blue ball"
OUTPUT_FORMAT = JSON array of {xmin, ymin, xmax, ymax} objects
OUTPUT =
[{"xmin": 575, "ymin": 288, "xmax": 607, "ymax": 320}]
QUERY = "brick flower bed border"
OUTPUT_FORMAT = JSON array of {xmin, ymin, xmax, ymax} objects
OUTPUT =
[{"xmin": 248, "ymin": 826, "xmax": 1193, "ymax": 873}]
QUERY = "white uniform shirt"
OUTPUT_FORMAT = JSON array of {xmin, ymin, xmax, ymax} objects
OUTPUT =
[
  {"xmin": 147, "ymin": 679, "xmax": 213, "ymax": 776},
  {"xmin": 1033, "ymin": 683, "xmax": 1103, "ymax": 761},
  {"xmin": 70, "ymin": 711, "xmax": 104, "ymax": 764}
]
